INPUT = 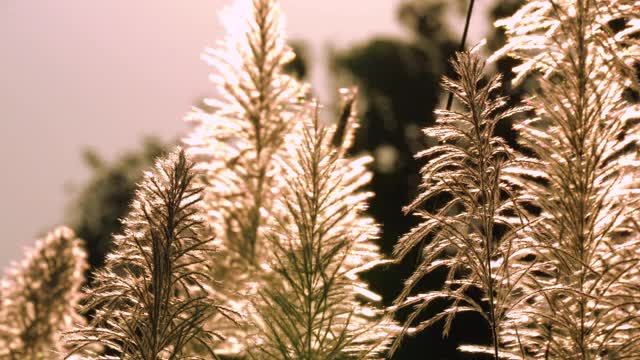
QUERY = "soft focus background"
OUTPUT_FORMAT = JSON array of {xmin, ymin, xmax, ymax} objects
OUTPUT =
[
  {"xmin": 1, "ymin": 0, "xmax": 520, "ymax": 358},
  {"xmin": 0, "ymin": 0, "xmax": 398, "ymax": 267},
  {"xmin": 0, "ymin": 0, "xmax": 492, "ymax": 267}
]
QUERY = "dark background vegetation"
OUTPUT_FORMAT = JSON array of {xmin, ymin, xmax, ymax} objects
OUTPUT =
[{"xmin": 65, "ymin": 1, "xmax": 526, "ymax": 358}]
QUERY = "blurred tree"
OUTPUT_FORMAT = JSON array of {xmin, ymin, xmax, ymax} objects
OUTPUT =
[
  {"xmin": 332, "ymin": 1, "xmax": 454, "ymax": 256},
  {"xmin": 65, "ymin": 137, "xmax": 169, "ymax": 280},
  {"xmin": 332, "ymin": 0, "xmax": 525, "ymax": 358},
  {"xmin": 284, "ymin": 41, "xmax": 310, "ymax": 79},
  {"xmin": 332, "ymin": 2, "xmax": 463, "ymax": 359}
]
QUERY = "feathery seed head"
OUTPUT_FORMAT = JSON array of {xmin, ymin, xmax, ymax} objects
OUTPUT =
[{"xmin": 0, "ymin": 226, "xmax": 87, "ymax": 360}]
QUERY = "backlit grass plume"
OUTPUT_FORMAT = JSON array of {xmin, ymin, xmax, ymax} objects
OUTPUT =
[
  {"xmin": 391, "ymin": 50, "xmax": 534, "ymax": 359},
  {"xmin": 183, "ymin": 0, "xmax": 308, "ymax": 354},
  {"xmin": 492, "ymin": 0, "xmax": 640, "ymax": 358},
  {"xmin": 184, "ymin": 0, "xmax": 306, "ymax": 266},
  {"xmin": 0, "ymin": 226, "xmax": 87, "ymax": 359},
  {"xmin": 251, "ymin": 94, "xmax": 397, "ymax": 360},
  {"xmin": 65, "ymin": 150, "xmax": 222, "ymax": 359}
]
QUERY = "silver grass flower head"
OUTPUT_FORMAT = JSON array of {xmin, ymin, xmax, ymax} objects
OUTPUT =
[
  {"xmin": 390, "ymin": 50, "xmax": 535, "ymax": 358},
  {"xmin": 65, "ymin": 149, "xmax": 225, "ymax": 359},
  {"xmin": 184, "ymin": 0, "xmax": 309, "ymax": 264},
  {"xmin": 490, "ymin": 0, "xmax": 640, "ymax": 87},
  {"xmin": 0, "ymin": 226, "xmax": 87, "ymax": 360},
  {"xmin": 250, "ymin": 96, "xmax": 399, "ymax": 359},
  {"xmin": 182, "ymin": 0, "xmax": 312, "ymax": 355},
  {"xmin": 490, "ymin": 1, "xmax": 640, "ymax": 358}
]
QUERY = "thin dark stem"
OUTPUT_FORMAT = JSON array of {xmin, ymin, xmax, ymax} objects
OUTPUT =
[
  {"xmin": 575, "ymin": 1, "xmax": 588, "ymax": 358},
  {"xmin": 446, "ymin": 0, "xmax": 476, "ymax": 111}
]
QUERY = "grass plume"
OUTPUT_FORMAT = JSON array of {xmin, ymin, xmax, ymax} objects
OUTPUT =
[
  {"xmin": 492, "ymin": 0, "xmax": 640, "ymax": 357},
  {"xmin": 391, "ymin": 50, "xmax": 534, "ymax": 359},
  {"xmin": 250, "ymin": 94, "xmax": 397, "ymax": 359},
  {"xmin": 0, "ymin": 227, "xmax": 87, "ymax": 360},
  {"xmin": 65, "ymin": 150, "xmax": 224, "ymax": 359}
]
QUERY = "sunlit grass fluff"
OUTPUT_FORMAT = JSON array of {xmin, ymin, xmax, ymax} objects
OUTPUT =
[
  {"xmin": 184, "ymin": 0, "xmax": 307, "ymax": 266},
  {"xmin": 391, "ymin": 50, "xmax": 536, "ymax": 360},
  {"xmin": 183, "ymin": 0, "xmax": 309, "ymax": 353},
  {"xmin": 250, "ymin": 93, "xmax": 398, "ymax": 360},
  {"xmin": 0, "ymin": 226, "xmax": 87, "ymax": 360},
  {"xmin": 491, "ymin": 0, "xmax": 640, "ymax": 358},
  {"xmin": 65, "ymin": 150, "xmax": 224, "ymax": 359}
]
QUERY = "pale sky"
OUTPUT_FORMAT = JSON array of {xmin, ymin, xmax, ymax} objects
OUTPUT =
[{"xmin": 0, "ymin": 0, "xmax": 492, "ymax": 269}]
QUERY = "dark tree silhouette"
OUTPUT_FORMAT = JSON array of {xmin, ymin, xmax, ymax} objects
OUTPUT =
[
  {"xmin": 66, "ymin": 137, "xmax": 168, "ymax": 281},
  {"xmin": 332, "ymin": 1, "xmax": 525, "ymax": 358}
]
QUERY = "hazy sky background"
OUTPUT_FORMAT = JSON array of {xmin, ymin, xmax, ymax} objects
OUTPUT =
[{"xmin": 0, "ymin": 0, "xmax": 491, "ymax": 269}]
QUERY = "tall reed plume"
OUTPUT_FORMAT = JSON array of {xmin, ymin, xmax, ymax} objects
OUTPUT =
[
  {"xmin": 491, "ymin": 0, "xmax": 640, "ymax": 357},
  {"xmin": 391, "ymin": 50, "xmax": 535, "ymax": 359},
  {"xmin": 0, "ymin": 227, "xmax": 87, "ymax": 359},
  {"xmin": 65, "ymin": 150, "xmax": 223, "ymax": 359},
  {"xmin": 250, "ymin": 93, "xmax": 397, "ymax": 359},
  {"xmin": 183, "ymin": 0, "xmax": 308, "ymax": 353}
]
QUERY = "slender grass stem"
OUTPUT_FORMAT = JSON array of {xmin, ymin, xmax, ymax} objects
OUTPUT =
[{"xmin": 446, "ymin": 0, "xmax": 476, "ymax": 111}]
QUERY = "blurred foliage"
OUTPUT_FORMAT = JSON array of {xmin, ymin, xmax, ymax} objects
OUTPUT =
[
  {"xmin": 332, "ymin": 0, "xmax": 525, "ymax": 358},
  {"xmin": 332, "ymin": 0, "xmax": 455, "ymax": 254},
  {"xmin": 283, "ymin": 41, "xmax": 309, "ymax": 79},
  {"xmin": 66, "ymin": 137, "xmax": 169, "ymax": 280},
  {"xmin": 332, "ymin": 2, "xmax": 461, "ymax": 358}
]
